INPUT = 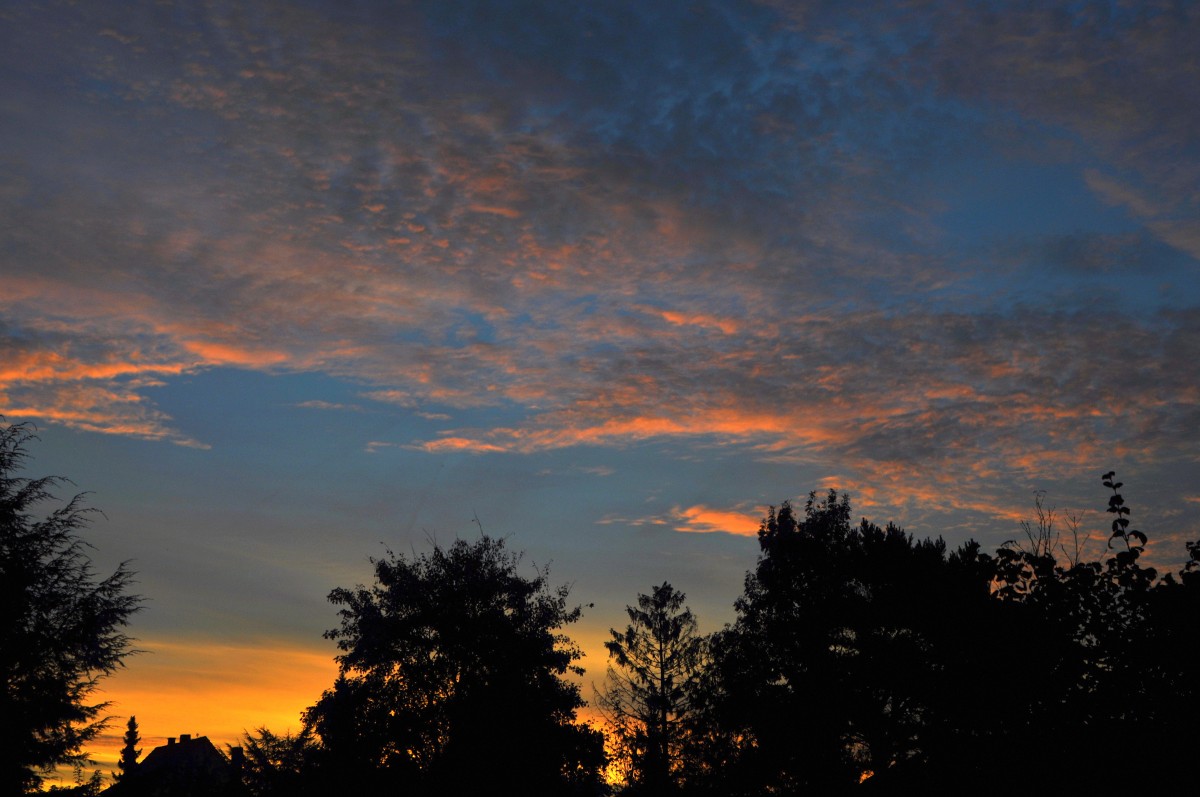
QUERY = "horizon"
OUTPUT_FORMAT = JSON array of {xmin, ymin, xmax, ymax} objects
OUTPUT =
[{"xmin": 2, "ymin": 0, "xmax": 1197, "ymax": 787}]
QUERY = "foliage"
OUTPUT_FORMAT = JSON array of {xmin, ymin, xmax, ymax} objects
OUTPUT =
[
  {"xmin": 114, "ymin": 715, "xmax": 141, "ymax": 783},
  {"xmin": 44, "ymin": 764, "xmax": 103, "ymax": 795},
  {"xmin": 954, "ymin": 474, "xmax": 1194, "ymax": 790},
  {"xmin": 707, "ymin": 490, "xmax": 983, "ymax": 793},
  {"xmin": 304, "ymin": 535, "xmax": 606, "ymax": 795},
  {"xmin": 0, "ymin": 419, "xmax": 141, "ymax": 794},
  {"xmin": 685, "ymin": 476, "xmax": 1200, "ymax": 793},
  {"xmin": 597, "ymin": 582, "xmax": 705, "ymax": 794},
  {"xmin": 234, "ymin": 727, "xmax": 319, "ymax": 797}
]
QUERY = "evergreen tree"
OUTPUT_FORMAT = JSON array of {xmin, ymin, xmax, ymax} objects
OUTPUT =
[
  {"xmin": 235, "ymin": 727, "xmax": 318, "ymax": 797},
  {"xmin": 0, "ymin": 419, "xmax": 141, "ymax": 793},
  {"xmin": 114, "ymin": 716, "xmax": 141, "ymax": 783},
  {"xmin": 597, "ymin": 583, "xmax": 705, "ymax": 795}
]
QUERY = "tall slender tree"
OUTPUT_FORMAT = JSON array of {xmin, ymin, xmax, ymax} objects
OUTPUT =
[
  {"xmin": 598, "ymin": 583, "xmax": 705, "ymax": 795},
  {"xmin": 113, "ymin": 716, "xmax": 141, "ymax": 783}
]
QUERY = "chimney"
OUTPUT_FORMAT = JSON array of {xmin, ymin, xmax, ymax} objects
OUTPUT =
[
  {"xmin": 167, "ymin": 737, "xmax": 176, "ymax": 746},
  {"xmin": 230, "ymin": 746, "xmax": 244, "ymax": 775},
  {"xmin": 180, "ymin": 733, "xmax": 191, "ymax": 743}
]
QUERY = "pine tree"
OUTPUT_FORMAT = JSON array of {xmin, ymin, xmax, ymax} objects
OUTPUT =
[
  {"xmin": 598, "ymin": 583, "xmax": 705, "ymax": 794},
  {"xmin": 114, "ymin": 716, "xmax": 141, "ymax": 782}
]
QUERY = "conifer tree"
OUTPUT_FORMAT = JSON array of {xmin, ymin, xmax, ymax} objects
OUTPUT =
[
  {"xmin": 114, "ymin": 716, "xmax": 141, "ymax": 783},
  {"xmin": 598, "ymin": 583, "xmax": 705, "ymax": 794},
  {"xmin": 0, "ymin": 419, "xmax": 141, "ymax": 793}
]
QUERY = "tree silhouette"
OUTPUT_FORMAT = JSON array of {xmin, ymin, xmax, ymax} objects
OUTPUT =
[
  {"xmin": 597, "ymin": 582, "xmax": 705, "ymax": 795},
  {"xmin": 114, "ymin": 716, "xmax": 141, "ymax": 783},
  {"xmin": 304, "ymin": 535, "xmax": 605, "ymax": 794},
  {"xmin": 0, "ymin": 419, "xmax": 141, "ymax": 793},
  {"xmin": 1014, "ymin": 473, "xmax": 1195, "ymax": 790},
  {"xmin": 968, "ymin": 472, "xmax": 1170, "ymax": 789},
  {"xmin": 702, "ymin": 491, "xmax": 1016, "ymax": 793},
  {"xmin": 234, "ymin": 727, "xmax": 318, "ymax": 797}
]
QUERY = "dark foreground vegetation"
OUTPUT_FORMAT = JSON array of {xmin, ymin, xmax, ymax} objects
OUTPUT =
[{"xmin": 4, "ymin": 416, "xmax": 1198, "ymax": 795}]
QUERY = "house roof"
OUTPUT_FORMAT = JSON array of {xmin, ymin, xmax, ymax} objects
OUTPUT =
[{"xmin": 104, "ymin": 734, "xmax": 243, "ymax": 796}]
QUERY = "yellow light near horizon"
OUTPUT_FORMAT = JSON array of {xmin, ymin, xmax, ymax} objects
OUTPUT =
[
  {"xmin": 47, "ymin": 628, "xmax": 618, "ymax": 789},
  {"xmin": 46, "ymin": 635, "xmax": 338, "ymax": 789}
]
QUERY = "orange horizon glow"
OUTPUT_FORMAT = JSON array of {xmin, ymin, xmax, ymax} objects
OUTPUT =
[
  {"xmin": 46, "ymin": 635, "xmax": 338, "ymax": 789},
  {"xmin": 58, "ymin": 630, "xmax": 620, "ymax": 790},
  {"xmin": 10, "ymin": 2, "xmax": 1200, "ymax": 789}
]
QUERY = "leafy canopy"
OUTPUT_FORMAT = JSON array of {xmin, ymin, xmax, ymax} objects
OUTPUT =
[{"xmin": 305, "ymin": 535, "xmax": 605, "ymax": 794}]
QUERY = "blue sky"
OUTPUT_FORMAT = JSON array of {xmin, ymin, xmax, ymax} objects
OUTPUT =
[{"xmin": 3, "ymin": 0, "xmax": 1198, "ymax": 778}]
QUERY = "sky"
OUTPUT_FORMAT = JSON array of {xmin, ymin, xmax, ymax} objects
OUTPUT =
[{"xmin": 3, "ymin": 0, "xmax": 1199, "ymax": 783}]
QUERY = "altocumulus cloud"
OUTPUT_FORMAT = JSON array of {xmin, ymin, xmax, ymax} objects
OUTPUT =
[{"xmin": 1, "ymin": 0, "xmax": 1198, "ymax": 547}]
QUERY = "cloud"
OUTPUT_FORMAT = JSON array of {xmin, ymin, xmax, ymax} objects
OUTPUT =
[
  {"xmin": 2, "ymin": 0, "xmax": 1197, "ymax": 532},
  {"xmin": 673, "ymin": 505, "xmax": 764, "ymax": 537},
  {"xmin": 418, "ymin": 436, "xmax": 509, "ymax": 454},
  {"xmin": 180, "ymin": 340, "xmax": 290, "ymax": 368},
  {"xmin": 0, "ymin": 334, "xmax": 208, "ymax": 446},
  {"xmin": 595, "ymin": 513, "xmax": 670, "ymax": 528},
  {"xmin": 295, "ymin": 400, "xmax": 361, "ymax": 412}
]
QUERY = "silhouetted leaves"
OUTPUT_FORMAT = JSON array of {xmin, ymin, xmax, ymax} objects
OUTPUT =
[
  {"xmin": 679, "ymin": 475, "xmax": 1199, "ymax": 794},
  {"xmin": 233, "ymin": 727, "xmax": 317, "ymax": 797},
  {"xmin": 303, "ymin": 536, "xmax": 605, "ymax": 795},
  {"xmin": 59, "ymin": 461, "xmax": 1194, "ymax": 796}
]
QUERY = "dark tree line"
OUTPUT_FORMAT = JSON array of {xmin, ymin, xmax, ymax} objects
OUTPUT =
[
  {"xmin": 603, "ymin": 478, "xmax": 1200, "ymax": 795},
  {"xmin": 226, "ymin": 473, "xmax": 1197, "ymax": 796},
  {"xmin": 7, "ymin": 411, "xmax": 1197, "ymax": 796}
]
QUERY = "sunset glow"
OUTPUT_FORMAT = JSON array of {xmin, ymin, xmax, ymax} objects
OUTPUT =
[{"xmin": 3, "ymin": 0, "xmax": 1198, "ymax": 788}]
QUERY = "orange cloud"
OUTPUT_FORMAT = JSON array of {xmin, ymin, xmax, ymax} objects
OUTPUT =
[
  {"xmin": 419, "ymin": 436, "xmax": 509, "ymax": 454},
  {"xmin": 413, "ymin": 401, "xmax": 864, "ymax": 456},
  {"xmin": 657, "ymin": 309, "xmax": 741, "ymax": 335},
  {"xmin": 1, "ymin": 379, "xmax": 209, "ymax": 449},
  {"xmin": 0, "ymin": 351, "xmax": 189, "ymax": 385},
  {"xmin": 180, "ymin": 340, "xmax": 290, "ymax": 368},
  {"xmin": 468, "ymin": 204, "xmax": 522, "ymax": 218},
  {"xmin": 673, "ymin": 505, "xmax": 763, "ymax": 536}
]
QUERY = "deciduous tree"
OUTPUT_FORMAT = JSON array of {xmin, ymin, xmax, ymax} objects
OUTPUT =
[
  {"xmin": 710, "ymin": 491, "xmax": 981, "ymax": 793},
  {"xmin": 304, "ymin": 535, "xmax": 605, "ymax": 794}
]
